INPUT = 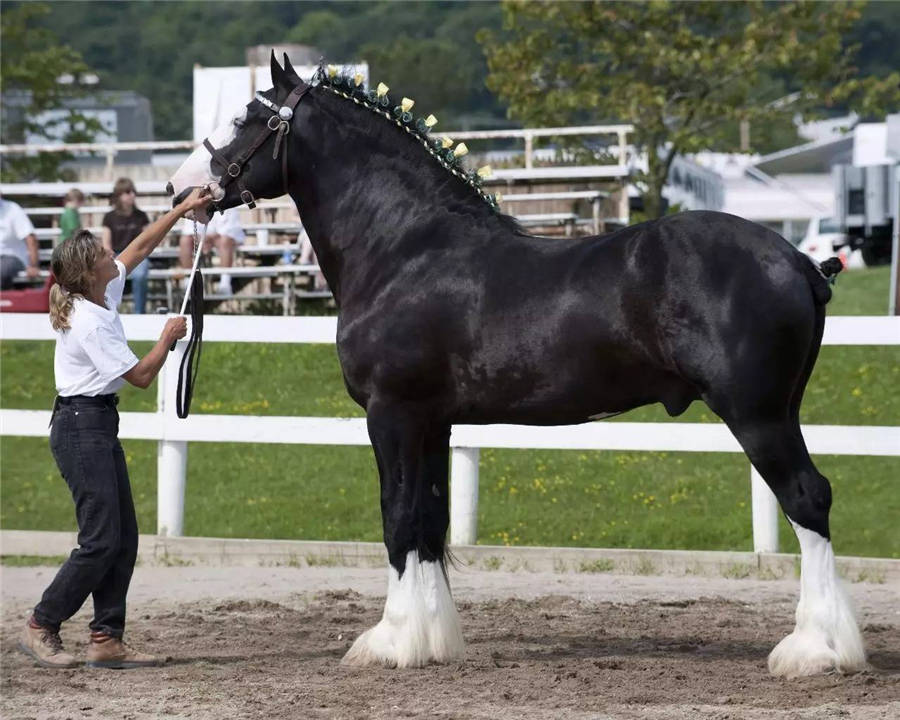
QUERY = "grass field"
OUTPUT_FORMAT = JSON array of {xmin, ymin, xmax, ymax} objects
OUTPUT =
[{"xmin": 2, "ymin": 266, "xmax": 898, "ymax": 557}]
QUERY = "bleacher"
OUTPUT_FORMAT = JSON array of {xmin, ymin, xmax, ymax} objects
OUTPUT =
[
  {"xmin": 3, "ymin": 171, "xmax": 629, "ymax": 314},
  {"xmin": 2, "ymin": 188, "xmax": 319, "ymax": 313}
]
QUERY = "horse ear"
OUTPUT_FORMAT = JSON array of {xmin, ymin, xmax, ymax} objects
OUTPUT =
[
  {"xmin": 270, "ymin": 50, "xmax": 285, "ymax": 87},
  {"xmin": 282, "ymin": 53, "xmax": 300, "ymax": 82}
]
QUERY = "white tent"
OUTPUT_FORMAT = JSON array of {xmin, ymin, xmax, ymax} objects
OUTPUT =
[{"xmin": 192, "ymin": 63, "xmax": 369, "ymax": 142}]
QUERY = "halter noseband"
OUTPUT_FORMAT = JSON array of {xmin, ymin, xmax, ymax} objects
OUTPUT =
[{"xmin": 203, "ymin": 82, "xmax": 311, "ymax": 210}]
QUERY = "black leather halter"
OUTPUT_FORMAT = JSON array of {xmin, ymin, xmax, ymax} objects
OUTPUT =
[{"xmin": 203, "ymin": 82, "xmax": 311, "ymax": 209}]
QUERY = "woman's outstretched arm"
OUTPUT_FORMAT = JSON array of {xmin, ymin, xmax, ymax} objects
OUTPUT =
[{"xmin": 118, "ymin": 188, "xmax": 210, "ymax": 274}]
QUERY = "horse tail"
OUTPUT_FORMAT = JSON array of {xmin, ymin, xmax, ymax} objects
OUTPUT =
[
  {"xmin": 788, "ymin": 255, "xmax": 839, "ymax": 417},
  {"xmin": 803, "ymin": 256, "xmax": 843, "ymax": 306}
]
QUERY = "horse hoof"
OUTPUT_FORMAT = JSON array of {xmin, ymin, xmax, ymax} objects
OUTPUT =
[
  {"xmin": 340, "ymin": 628, "xmax": 399, "ymax": 668},
  {"xmin": 768, "ymin": 631, "xmax": 838, "ymax": 678},
  {"xmin": 768, "ymin": 628, "xmax": 866, "ymax": 678},
  {"xmin": 340, "ymin": 617, "xmax": 464, "ymax": 669}
]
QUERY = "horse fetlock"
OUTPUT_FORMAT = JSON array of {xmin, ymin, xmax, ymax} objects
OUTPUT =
[
  {"xmin": 769, "ymin": 523, "xmax": 868, "ymax": 678},
  {"xmin": 768, "ymin": 628, "xmax": 839, "ymax": 678},
  {"xmin": 342, "ymin": 551, "xmax": 464, "ymax": 668},
  {"xmin": 768, "ymin": 607, "xmax": 866, "ymax": 678}
]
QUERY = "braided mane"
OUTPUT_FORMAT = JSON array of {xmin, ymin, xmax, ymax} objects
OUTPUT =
[{"xmin": 314, "ymin": 66, "xmax": 500, "ymax": 212}]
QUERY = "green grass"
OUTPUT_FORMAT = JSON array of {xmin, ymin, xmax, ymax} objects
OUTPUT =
[
  {"xmin": 1, "ymin": 267, "xmax": 897, "ymax": 557},
  {"xmin": 827, "ymin": 265, "xmax": 892, "ymax": 316}
]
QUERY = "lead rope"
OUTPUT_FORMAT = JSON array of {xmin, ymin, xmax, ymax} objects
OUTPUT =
[{"xmin": 173, "ymin": 220, "xmax": 204, "ymax": 419}]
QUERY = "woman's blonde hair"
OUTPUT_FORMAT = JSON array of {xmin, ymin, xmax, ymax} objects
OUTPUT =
[{"xmin": 49, "ymin": 230, "xmax": 104, "ymax": 331}]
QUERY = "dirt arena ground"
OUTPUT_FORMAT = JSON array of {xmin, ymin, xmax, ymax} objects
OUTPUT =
[{"xmin": 2, "ymin": 564, "xmax": 898, "ymax": 719}]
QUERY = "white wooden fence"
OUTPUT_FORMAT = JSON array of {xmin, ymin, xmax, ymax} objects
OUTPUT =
[
  {"xmin": 1, "ymin": 313, "xmax": 898, "ymax": 551},
  {"xmin": 0, "ymin": 124, "xmax": 633, "ymax": 179}
]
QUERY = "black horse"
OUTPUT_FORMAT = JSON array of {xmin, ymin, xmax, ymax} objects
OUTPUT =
[{"xmin": 170, "ymin": 55, "xmax": 866, "ymax": 676}]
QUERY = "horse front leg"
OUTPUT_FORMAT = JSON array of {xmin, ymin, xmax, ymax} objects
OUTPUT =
[{"xmin": 342, "ymin": 405, "xmax": 464, "ymax": 668}]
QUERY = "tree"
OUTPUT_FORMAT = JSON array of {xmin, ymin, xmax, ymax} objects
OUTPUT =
[
  {"xmin": 288, "ymin": 2, "xmax": 506, "ymax": 127},
  {"xmin": 0, "ymin": 3, "xmax": 102, "ymax": 181},
  {"xmin": 479, "ymin": 1, "xmax": 900, "ymax": 218},
  {"xmin": 20, "ymin": 1, "xmax": 507, "ymax": 139}
]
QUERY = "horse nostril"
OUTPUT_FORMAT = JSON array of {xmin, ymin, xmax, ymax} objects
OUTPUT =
[{"xmin": 165, "ymin": 182, "xmax": 174, "ymax": 195}]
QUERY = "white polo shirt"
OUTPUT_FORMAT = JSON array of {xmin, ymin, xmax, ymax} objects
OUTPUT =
[
  {"xmin": 54, "ymin": 260, "xmax": 139, "ymax": 397},
  {"xmin": 179, "ymin": 206, "xmax": 246, "ymax": 244},
  {"xmin": 0, "ymin": 198, "xmax": 36, "ymax": 266}
]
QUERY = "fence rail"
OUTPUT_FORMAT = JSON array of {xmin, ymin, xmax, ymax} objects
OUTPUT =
[
  {"xmin": 1, "ymin": 313, "xmax": 897, "ymax": 549},
  {"xmin": 0, "ymin": 124, "xmax": 634, "ymax": 179}
]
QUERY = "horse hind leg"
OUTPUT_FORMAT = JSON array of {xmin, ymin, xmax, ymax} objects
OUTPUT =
[
  {"xmin": 764, "ymin": 308, "xmax": 866, "ymax": 676},
  {"xmin": 342, "ymin": 406, "xmax": 463, "ymax": 668},
  {"xmin": 722, "ymin": 414, "xmax": 866, "ymax": 677}
]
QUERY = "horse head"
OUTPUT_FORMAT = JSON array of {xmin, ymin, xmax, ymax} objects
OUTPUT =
[{"xmin": 168, "ymin": 52, "xmax": 309, "ymax": 222}]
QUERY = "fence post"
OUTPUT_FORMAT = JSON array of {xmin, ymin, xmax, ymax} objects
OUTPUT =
[
  {"xmin": 156, "ymin": 329, "xmax": 188, "ymax": 536},
  {"xmin": 524, "ymin": 133, "xmax": 534, "ymax": 170},
  {"xmin": 450, "ymin": 447, "xmax": 480, "ymax": 545},
  {"xmin": 750, "ymin": 466, "xmax": 779, "ymax": 553}
]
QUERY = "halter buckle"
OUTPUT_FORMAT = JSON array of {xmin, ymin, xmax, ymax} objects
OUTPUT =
[
  {"xmin": 267, "ymin": 115, "xmax": 282, "ymax": 131},
  {"xmin": 240, "ymin": 189, "xmax": 256, "ymax": 209},
  {"xmin": 227, "ymin": 162, "xmax": 241, "ymax": 178}
]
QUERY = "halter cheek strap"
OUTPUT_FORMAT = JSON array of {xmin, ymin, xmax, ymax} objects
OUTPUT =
[{"xmin": 205, "ymin": 82, "xmax": 311, "ymax": 209}]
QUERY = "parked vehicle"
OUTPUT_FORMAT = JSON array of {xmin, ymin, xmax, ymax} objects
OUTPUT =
[
  {"xmin": 797, "ymin": 216, "xmax": 865, "ymax": 269},
  {"xmin": 833, "ymin": 164, "xmax": 897, "ymax": 266}
]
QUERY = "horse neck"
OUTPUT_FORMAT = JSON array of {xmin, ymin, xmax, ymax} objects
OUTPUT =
[{"xmin": 286, "ymin": 99, "xmax": 491, "ymax": 303}]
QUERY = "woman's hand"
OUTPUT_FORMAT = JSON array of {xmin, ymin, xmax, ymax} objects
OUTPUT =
[
  {"xmin": 119, "ymin": 187, "xmax": 212, "ymax": 276},
  {"xmin": 177, "ymin": 187, "xmax": 211, "ymax": 215},
  {"xmin": 162, "ymin": 316, "xmax": 188, "ymax": 343},
  {"xmin": 124, "ymin": 316, "xmax": 190, "ymax": 389}
]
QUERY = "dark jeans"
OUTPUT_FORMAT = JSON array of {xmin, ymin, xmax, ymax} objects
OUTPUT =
[
  {"xmin": 33, "ymin": 395, "xmax": 138, "ymax": 638},
  {"xmin": 0, "ymin": 255, "xmax": 25, "ymax": 290}
]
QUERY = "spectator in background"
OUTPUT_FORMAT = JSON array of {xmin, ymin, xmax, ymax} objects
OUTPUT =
[
  {"xmin": 0, "ymin": 195, "xmax": 40, "ymax": 290},
  {"xmin": 178, "ymin": 206, "xmax": 244, "ymax": 295},
  {"xmin": 102, "ymin": 178, "xmax": 150, "ymax": 313},
  {"xmin": 58, "ymin": 188, "xmax": 85, "ymax": 247}
]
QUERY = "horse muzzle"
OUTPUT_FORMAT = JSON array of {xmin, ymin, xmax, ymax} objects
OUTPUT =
[{"xmin": 170, "ymin": 183, "xmax": 222, "ymax": 223}]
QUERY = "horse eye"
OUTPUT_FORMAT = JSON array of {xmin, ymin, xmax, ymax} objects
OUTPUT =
[{"xmin": 233, "ymin": 118, "xmax": 245, "ymax": 129}]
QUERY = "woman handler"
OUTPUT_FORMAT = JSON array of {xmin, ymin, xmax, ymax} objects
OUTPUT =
[{"xmin": 18, "ymin": 187, "xmax": 209, "ymax": 669}]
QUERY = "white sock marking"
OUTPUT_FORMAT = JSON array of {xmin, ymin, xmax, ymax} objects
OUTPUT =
[
  {"xmin": 768, "ymin": 522, "xmax": 867, "ymax": 677},
  {"xmin": 342, "ymin": 551, "xmax": 465, "ymax": 668}
]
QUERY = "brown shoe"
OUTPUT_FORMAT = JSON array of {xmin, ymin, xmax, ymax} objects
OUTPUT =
[
  {"xmin": 18, "ymin": 622, "xmax": 79, "ymax": 668},
  {"xmin": 86, "ymin": 632, "xmax": 161, "ymax": 669}
]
